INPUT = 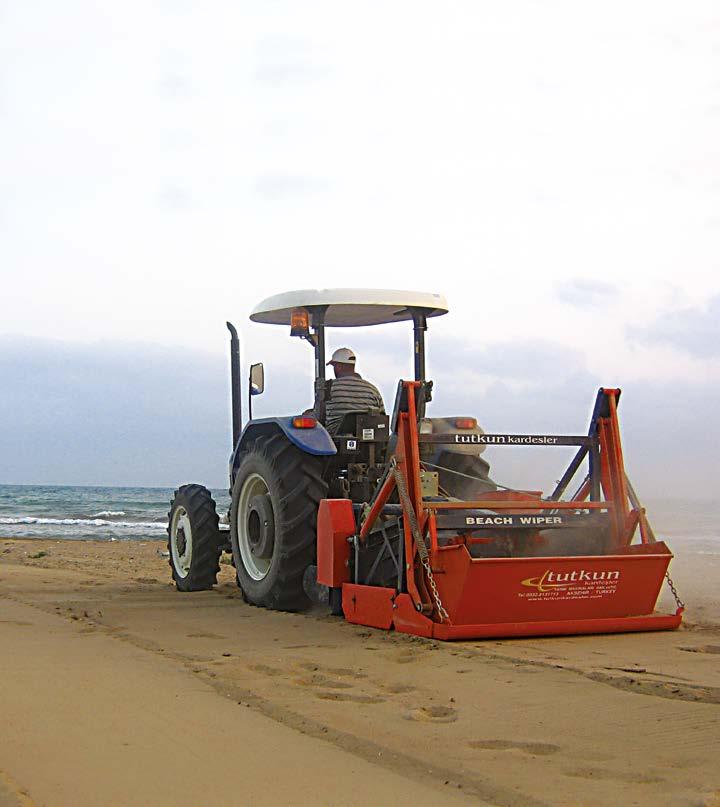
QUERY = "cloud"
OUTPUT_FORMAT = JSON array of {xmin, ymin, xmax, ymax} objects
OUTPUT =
[
  {"xmin": 0, "ymin": 335, "xmax": 717, "ymax": 499},
  {"xmin": 0, "ymin": 334, "xmax": 319, "ymax": 487},
  {"xmin": 253, "ymin": 36, "xmax": 331, "ymax": 85},
  {"xmin": 439, "ymin": 338, "xmax": 588, "ymax": 381},
  {"xmin": 157, "ymin": 185, "xmax": 193, "ymax": 209},
  {"xmin": 630, "ymin": 294, "xmax": 720, "ymax": 359},
  {"xmin": 555, "ymin": 278, "xmax": 619, "ymax": 308},
  {"xmin": 364, "ymin": 334, "xmax": 719, "ymax": 499},
  {"xmin": 0, "ymin": 337, "xmax": 229, "ymax": 487},
  {"xmin": 427, "ymin": 342, "xmax": 719, "ymax": 500},
  {"xmin": 157, "ymin": 73, "xmax": 192, "ymax": 98},
  {"xmin": 253, "ymin": 174, "xmax": 329, "ymax": 200}
]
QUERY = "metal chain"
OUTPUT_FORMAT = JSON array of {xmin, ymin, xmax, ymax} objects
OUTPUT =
[
  {"xmin": 391, "ymin": 460, "xmax": 449, "ymax": 621},
  {"xmin": 665, "ymin": 572, "xmax": 685, "ymax": 610},
  {"xmin": 420, "ymin": 555, "xmax": 450, "ymax": 622}
]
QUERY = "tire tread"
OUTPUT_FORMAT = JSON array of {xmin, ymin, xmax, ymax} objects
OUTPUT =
[
  {"xmin": 231, "ymin": 434, "xmax": 328, "ymax": 611},
  {"xmin": 167, "ymin": 484, "xmax": 221, "ymax": 591}
]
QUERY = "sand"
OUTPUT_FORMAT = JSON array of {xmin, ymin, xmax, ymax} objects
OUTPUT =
[{"xmin": 1, "ymin": 539, "xmax": 719, "ymax": 807}]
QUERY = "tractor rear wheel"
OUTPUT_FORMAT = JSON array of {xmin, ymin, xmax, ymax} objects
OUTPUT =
[
  {"xmin": 230, "ymin": 434, "xmax": 328, "ymax": 611},
  {"xmin": 167, "ymin": 484, "xmax": 222, "ymax": 591}
]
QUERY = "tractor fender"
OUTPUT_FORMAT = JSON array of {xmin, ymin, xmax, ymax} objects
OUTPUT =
[{"xmin": 230, "ymin": 417, "xmax": 337, "ymax": 479}]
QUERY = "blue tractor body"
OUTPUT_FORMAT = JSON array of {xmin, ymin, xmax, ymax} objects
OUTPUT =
[{"xmin": 230, "ymin": 417, "xmax": 337, "ymax": 484}]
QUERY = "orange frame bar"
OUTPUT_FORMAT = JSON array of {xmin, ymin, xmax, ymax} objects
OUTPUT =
[
  {"xmin": 427, "ymin": 500, "xmax": 612, "ymax": 510},
  {"xmin": 347, "ymin": 382, "xmax": 680, "ymax": 640}
]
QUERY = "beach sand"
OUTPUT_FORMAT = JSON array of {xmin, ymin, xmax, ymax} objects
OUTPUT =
[{"xmin": 1, "ymin": 538, "xmax": 719, "ymax": 807}]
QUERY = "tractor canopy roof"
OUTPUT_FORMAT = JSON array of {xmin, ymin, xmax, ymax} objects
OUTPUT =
[{"xmin": 250, "ymin": 288, "xmax": 448, "ymax": 327}]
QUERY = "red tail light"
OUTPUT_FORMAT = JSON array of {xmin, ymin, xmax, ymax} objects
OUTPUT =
[
  {"xmin": 292, "ymin": 416, "xmax": 317, "ymax": 429},
  {"xmin": 455, "ymin": 417, "xmax": 477, "ymax": 429}
]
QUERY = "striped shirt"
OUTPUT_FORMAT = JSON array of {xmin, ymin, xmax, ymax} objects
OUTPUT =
[{"xmin": 323, "ymin": 373, "xmax": 385, "ymax": 435}]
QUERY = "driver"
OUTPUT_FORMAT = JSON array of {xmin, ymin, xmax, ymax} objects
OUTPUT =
[{"xmin": 323, "ymin": 348, "xmax": 385, "ymax": 435}]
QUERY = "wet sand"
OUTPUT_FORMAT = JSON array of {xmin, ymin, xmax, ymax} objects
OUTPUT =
[{"xmin": 1, "ymin": 538, "xmax": 719, "ymax": 807}]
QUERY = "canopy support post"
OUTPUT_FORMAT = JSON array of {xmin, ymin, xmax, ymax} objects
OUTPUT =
[
  {"xmin": 310, "ymin": 305, "xmax": 328, "ymax": 423},
  {"xmin": 411, "ymin": 309, "xmax": 427, "ymax": 382}
]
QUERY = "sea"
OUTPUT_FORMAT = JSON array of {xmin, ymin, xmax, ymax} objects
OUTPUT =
[
  {"xmin": 0, "ymin": 485, "xmax": 716, "ymax": 557},
  {"xmin": 0, "ymin": 484, "xmax": 231, "ymax": 542}
]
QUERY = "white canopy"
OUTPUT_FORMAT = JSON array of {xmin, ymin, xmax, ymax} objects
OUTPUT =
[{"xmin": 250, "ymin": 288, "xmax": 449, "ymax": 327}]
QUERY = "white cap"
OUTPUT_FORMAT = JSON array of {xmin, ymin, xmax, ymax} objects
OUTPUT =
[{"xmin": 327, "ymin": 347, "xmax": 356, "ymax": 365}]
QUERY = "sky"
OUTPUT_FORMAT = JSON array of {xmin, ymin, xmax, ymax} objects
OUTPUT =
[{"xmin": 1, "ymin": 1, "xmax": 718, "ymax": 497}]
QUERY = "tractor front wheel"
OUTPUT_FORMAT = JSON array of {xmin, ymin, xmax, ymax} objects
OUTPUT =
[
  {"xmin": 230, "ymin": 434, "xmax": 327, "ymax": 611},
  {"xmin": 167, "ymin": 484, "xmax": 222, "ymax": 591}
]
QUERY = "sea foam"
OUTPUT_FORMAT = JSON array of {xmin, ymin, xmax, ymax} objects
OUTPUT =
[{"xmin": 0, "ymin": 516, "xmax": 165, "ymax": 529}]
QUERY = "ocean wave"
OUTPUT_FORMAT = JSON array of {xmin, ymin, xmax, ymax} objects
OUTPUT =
[
  {"xmin": 0, "ymin": 516, "xmax": 166, "ymax": 529},
  {"xmin": 91, "ymin": 511, "xmax": 126, "ymax": 518}
]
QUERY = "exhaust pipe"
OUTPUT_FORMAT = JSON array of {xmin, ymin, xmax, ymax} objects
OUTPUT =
[{"xmin": 226, "ymin": 322, "xmax": 242, "ymax": 449}]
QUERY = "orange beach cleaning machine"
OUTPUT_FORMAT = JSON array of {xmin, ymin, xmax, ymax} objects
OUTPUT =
[{"xmin": 317, "ymin": 383, "xmax": 683, "ymax": 640}]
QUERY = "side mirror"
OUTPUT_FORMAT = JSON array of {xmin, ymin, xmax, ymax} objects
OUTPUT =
[{"xmin": 250, "ymin": 363, "xmax": 265, "ymax": 396}]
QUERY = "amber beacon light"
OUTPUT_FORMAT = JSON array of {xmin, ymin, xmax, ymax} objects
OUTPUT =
[{"xmin": 290, "ymin": 308, "xmax": 310, "ymax": 338}]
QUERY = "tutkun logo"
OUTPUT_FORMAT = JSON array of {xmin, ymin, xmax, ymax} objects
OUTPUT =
[{"xmin": 521, "ymin": 569, "xmax": 620, "ymax": 592}]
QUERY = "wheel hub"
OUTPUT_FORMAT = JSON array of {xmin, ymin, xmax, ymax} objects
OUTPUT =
[
  {"xmin": 176, "ymin": 526, "xmax": 187, "ymax": 556},
  {"xmin": 170, "ymin": 506, "xmax": 193, "ymax": 578},
  {"xmin": 246, "ymin": 494, "xmax": 275, "ymax": 559},
  {"xmin": 236, "ymin": 473, "xmax": 275, "ymax": 581}
]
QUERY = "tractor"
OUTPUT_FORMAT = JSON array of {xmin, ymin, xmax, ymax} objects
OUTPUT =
[{"xmin": 167, "ymin": 288, "xmax": 683, "ymax": 639}]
